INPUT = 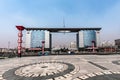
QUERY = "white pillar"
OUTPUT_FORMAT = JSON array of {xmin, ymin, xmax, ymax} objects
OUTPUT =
[
  {"xmin": 45, "ymin": 31, "xmax": 50, "ymax": 48},
  {"xmin": 79, "ymin": 31, "xmax": 84, "ymax": 48},
  {"xmin": 96, "ymin": 31, "xmax": 100, "ymax": 47},
  {"xmin": 25, "ymin": 31, "xmax": 32, "ymax": 48}
]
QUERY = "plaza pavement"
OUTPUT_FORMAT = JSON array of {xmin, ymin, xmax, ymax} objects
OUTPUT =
[{"xmin": 0, "ymin": 54, "xmax": 120, "ymax": 80}]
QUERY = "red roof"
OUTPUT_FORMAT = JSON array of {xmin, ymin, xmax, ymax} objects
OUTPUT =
[{"xmin": 16, "ymin": 26, "xmax": 25, "ymax": 31}]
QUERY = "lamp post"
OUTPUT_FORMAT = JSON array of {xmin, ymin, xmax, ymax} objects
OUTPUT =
[
  {"xmin": 16, "ymin": 26, "xmax": 25, "ymax": 57},
  {"xmin": 42, "ymin": 41, "xmax": 45, "ymax": 55}
]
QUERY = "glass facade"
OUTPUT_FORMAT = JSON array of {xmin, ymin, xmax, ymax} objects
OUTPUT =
[
  {"xmin": 26, "ymin": 30, "xmax": 97, "ymax": 49},
  {"xmin": 83, "ymin": 30, "xmax": 96, "ymax": 47},
  {"xmin": 31, "ymin": 30, "xmax": 45, "ymax": 48}
]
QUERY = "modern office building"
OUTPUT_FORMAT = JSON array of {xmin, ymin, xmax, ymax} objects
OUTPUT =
[
  {"xmin": 78, "ymin": 30, "xmax": 100, "ymax": 48},
  {"xmin": 25, "ymin": 30, "xmax": 50, "ymax": 48},
  {"xmin": 25, "ymin": 27, "xmax": 101, "ymax": 51}
]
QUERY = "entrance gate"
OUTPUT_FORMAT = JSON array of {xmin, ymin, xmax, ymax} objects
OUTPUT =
[{"xmin": 16, "ymin": 26, "xmax": 101, "ymax": 56}]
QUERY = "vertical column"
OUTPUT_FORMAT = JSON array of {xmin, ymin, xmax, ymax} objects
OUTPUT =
[
  {"xmin": 42, "ymin": 41, "xmax": 45, "ymax": 55},
  {"xmin": 79, "ymin": 31, "xmax": 84, "ymax": 48},
  {"xmin": 16, "ymin": 26, "xmax": 25, "ymax": 57},
  {"xmin": 96, "ymin": 30, "xmax": 100, "ymax": 47},
  {"xmin": 92, "ymin": 41, "xmax": 95, "ymax": 52},
  {"xmin": 45, "ymin": 31, "xmax": 50, "ymax": 48},
  {"xmin": 76, "ymin": 32, "xmax": 79, "ymax": 50},
  {"xmin": 18, "ymin": 31, "xmax": 22, "ymax": 57},
  {"xmin": 49, "ymin": 33, "xmax": 52, "ymax": 54}
]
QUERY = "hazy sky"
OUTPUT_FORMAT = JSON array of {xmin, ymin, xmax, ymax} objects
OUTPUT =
[{"xmin": 0, "ymin": 0, "xmax": 120, "ymax": 48}]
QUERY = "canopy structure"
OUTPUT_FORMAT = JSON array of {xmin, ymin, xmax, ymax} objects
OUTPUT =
[{"xmin": 25, "ymin": 27, "xmax": 101, "ymax": 32}]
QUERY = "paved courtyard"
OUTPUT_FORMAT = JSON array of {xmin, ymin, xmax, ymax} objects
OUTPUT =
[{"xmin": 1, "ymin": 54, "xmax": 120, "ymax": 80}]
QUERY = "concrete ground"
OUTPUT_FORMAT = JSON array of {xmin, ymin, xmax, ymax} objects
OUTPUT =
[{"xmin": 1, "ymin": 54, "xmax": 120, "ymax": 80}]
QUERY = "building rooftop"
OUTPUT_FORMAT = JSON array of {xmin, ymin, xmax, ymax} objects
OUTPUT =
[{"xmin": 25, "ymin": 27, "xmax": 101, "ymax": 32}]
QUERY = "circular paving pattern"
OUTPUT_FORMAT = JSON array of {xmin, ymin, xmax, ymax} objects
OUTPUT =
[
  {"xmin": 2, "ymin": 61, "xmax": 75, "ymax": 80},
  {"xmin": 15, "ymin": 62, "xmax": 68, "ymax": 77}
]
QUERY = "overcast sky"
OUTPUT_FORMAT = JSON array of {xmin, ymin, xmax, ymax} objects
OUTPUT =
[{"xmin": 0, "ymin": 0, "xmax": 120, "ymax": 48}]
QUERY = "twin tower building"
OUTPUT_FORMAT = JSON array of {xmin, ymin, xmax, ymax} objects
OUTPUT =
[{"xmin": 25, "ymin": 28, "xmax": 101, "ymax": 50}]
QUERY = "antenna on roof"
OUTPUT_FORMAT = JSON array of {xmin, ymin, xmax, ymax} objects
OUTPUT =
[
  {"xmin": 63, "ymin": 17, "xmax": 65, "ymax": 28},
  {"xmin": 63, "ymin": 17, "xmax": 66, "ymax": 34}
]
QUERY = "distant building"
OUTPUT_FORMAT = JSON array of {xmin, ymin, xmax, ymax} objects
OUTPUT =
[
  {"xmin": 70, "ymin": 41, "xmax": 76, "ymax": 48},
  {"xmin": 115, "ymin": 39, "xmax": 120, "ymax": 48},
  {"xmin": 25, "ymin": 30, "xmax": 50, "ymax": 48},
  {"xmin": 0, "ymin": 48, "xmax": 15, "ymax": 53}
]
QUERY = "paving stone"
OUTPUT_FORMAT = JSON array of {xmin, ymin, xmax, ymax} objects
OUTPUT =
[
  {"xmin": 25, "ymin": 74, "xmax": 33, "ymax": 77},
  {"xmin": 47, "ymin": 72, "xmax": 53, "ymax": 75},
  {"xmin": 87, "ymin": 73, "xmax": 96, "ymax": 77},
  {"xmin": 94, "ymin": 72, "xmax": 104, "ymax": 75},
  {"xmin": 79, "ymin": 75, "xmax": 89, "ymax": 79},
  {"xmin": 70, "ymin": 71, "xmax": 77, "ymax": 74},
  {"xmin": 53, "ymin": 71, "xmax": 59, "ymax": 74},
  {"xmin": 46, "ymin": 79, "xmax": 53, "ymax": 80},
  {"xmin": 112, "ymin": 71, "xmax": 120, "ymax": 74},
  {"xmin": 31, "ymin": 74, "xmax": 39, "ymax": 77},
  {"xmin": 73, "ymin": 78, "xmax": 81, "ymax": 80},
  {"xmin": 103, "ymin": 71, "xmax": 112, "ymax": 74},
  {"xmin": 64, "ymin": 73, "xmax": 72, "ymax": 77},
  {"xmin": 54, "ymin": 76, "xmax": 65, "ymax": 80},
  {"xmin": 40, "ymin": 73, "xmax": 46, "ymax": 76}
]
